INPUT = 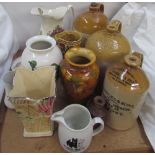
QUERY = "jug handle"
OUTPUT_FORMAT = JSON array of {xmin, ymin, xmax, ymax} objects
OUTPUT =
[
  {"xmin": 92, "ymin": 117, "xmax": 104, "ymax": 136},
  {"xmin": 11, "ymin": 57, "xmax": 21, "ymax": 71}
]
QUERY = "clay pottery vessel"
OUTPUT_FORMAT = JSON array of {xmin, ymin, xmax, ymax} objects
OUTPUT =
[
  {"xmin": 86, "ymin": 20, "xmax": 131, "ymax": 66},
  {"xmin": 86, "ymin": 20, "xmax": 131, "ymax": 95},
  {"xmin": 60, "ymin": 47, "xmax": 99, "ymax": 103},
  {"xmin": 12, "ymin": 35, "xmax": 63, "ymax": 70},
  {"xmin": 55, "ymin": 31, "xmax": 82, "ymax": 55},
  {"xmin": 103, "ymin": 52, "xmax": 149, "ymax": 130},
  {"xmin": 73, "ymin": 2, "xmax": 108, "ymax": 46},
  {"xmin": 31, "ymin": 5, "xmax": 74, "ymax": 35}
]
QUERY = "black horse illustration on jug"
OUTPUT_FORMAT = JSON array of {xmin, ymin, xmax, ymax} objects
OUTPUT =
[{"xmin": 66, "ymin": 138, "xmax": 78, "ymax": 149}]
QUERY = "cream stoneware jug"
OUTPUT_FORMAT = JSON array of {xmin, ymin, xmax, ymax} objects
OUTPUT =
[
  {"xmin": 103, "ymin": 52, "xmax": 149, "ymax": 130},
  {"xmin": 31, "ymin": 5, "xmax": 74, "ymax": 35},
  {"xmin": 51, "ymin": 104, "xmax": 104, "ymax": 152}
]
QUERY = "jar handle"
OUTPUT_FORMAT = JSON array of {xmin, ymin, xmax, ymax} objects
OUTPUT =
[
  {"xmin": 132, "ymin": 52, "xmax": 143, "ymax": 67},
  {"xmin": 99, "ymin": 3, "xmax": 104, "ymax": 12},
  {"xmin": 92, "ymin": 117, "xmax": 104, "ymax": 136},
  {"xmin": 107, "ymin": 20, "xmax": 122, "ymax": 33},
  {"xmin": 89, "ymin": 3, "xmax": 104, "ymax": 12}
]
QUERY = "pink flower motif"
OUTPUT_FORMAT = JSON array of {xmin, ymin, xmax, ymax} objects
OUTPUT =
[{"xmin": 38, "ymin": 97, "xmax": 55, "ymax": 115}]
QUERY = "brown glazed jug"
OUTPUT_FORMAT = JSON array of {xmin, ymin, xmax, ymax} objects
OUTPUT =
[
  {"xmin": 103, "ymin": 52, "xmax": 149, "ymax": 130},
  {"xmin": 86, "ymin": 20, "xmax": 131, "ymax": 66},
  {"xmin": 73, "ymin": 2, "xmax": 108, "ymax": 46}
]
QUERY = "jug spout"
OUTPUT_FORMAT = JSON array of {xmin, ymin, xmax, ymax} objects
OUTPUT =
[{"xmin": 51, "ymin": 109, "xmax": 64, "ymax": 124}]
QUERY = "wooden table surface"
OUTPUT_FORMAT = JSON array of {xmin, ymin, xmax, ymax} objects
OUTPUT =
[
  {"xmin": 0, "ymin": 79, "xmax": 153, "ymax": 153},
  {"xmin": 0, "ymin": 51, "xmax": 153, "ymax": 152},
  {"xmin": 1, "ymin": 109, "xmax": 153, "ymax": 153}
]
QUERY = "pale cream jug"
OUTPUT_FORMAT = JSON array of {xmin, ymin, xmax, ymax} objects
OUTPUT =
[{"xmin": 51, "ymin": 104, "xmax": 104, "ymax": 152}]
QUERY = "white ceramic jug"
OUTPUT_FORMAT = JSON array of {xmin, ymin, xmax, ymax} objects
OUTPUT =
[
  {"xmin": 51, "ymin": 104, "xmax": 104, "ymax": 152},
  {"xmin": 31, "ymin": 5, "xmax": 74, "ymax": 35},
  {"xmin": 12, "ymin": 35, "xmax": 63, "ymax": 70}
]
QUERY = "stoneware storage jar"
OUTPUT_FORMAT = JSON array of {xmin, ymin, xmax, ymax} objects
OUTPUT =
[
  {"xmin": 86, "ymin": 20, "xmax": 131, "ymax": 66},
  {"xmin": 103, "ymin": 52, "xmax": 149, "ymax": 130},
  {"xmin": 73, "ymin": 2, "xmax": 108, "ymax": 46},
  {"xmin": 60, "ymin": 47, "xmax": 99, "ymax": 103}
]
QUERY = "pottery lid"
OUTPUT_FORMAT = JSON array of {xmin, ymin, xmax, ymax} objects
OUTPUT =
[
  {"xmin": 73, "ymin": 3, "xmax": 108, "ymax": 34},
  {"xmin": 105, "ymin": 52, "xmax": 150, "ymax": 94}
]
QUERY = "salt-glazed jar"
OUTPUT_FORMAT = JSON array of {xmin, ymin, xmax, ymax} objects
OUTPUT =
[
  {"xmin": 73, "ymin": 2, "xmax": 108, "ymax": 46},
  {"xmin": 60, "ymin": 47, "xmax": 99, "ymax": 103},
  {"xmin": 103, "ymin": 52, "xmax": 149, "ymax": 130},
  {"xmin": 86, "ymin": 20, "xmax": 131, "ymax": 66}
]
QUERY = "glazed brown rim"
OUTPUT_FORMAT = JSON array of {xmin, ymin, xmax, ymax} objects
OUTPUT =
[{"xmin": 64, "ymin": 47, "xmax": 96, "ymax": 67}]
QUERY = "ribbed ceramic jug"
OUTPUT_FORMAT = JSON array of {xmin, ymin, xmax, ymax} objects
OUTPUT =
[{"xmin": 102, "ymin": 52, "xmax": 149, "ymax": 130}]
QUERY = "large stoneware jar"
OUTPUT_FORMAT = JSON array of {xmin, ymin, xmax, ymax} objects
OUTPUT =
[
  {"xmin": 60, "ymin": 47, "xmax": 99, "ymax": 103},
  {"xmin": 86, "ymin": 20, "xmax": 131, "ymax": 66},
  {"xmin": 73, "ymin": 2, "xmax": 108, "ymax": 46},
  {"xmin": 103, "ymin": 53, "xmax": 149, "ymax": 130}
]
